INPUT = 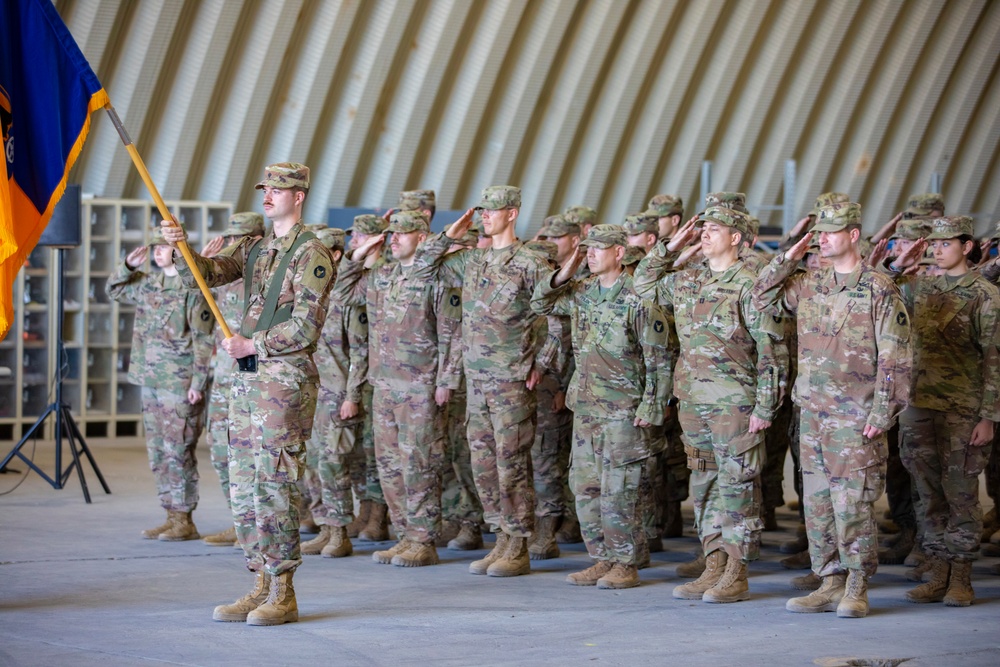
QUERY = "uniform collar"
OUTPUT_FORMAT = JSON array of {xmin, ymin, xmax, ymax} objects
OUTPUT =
[{"xmin": 586, "ymin": 271, "xmax": 627, "ymax": 303}]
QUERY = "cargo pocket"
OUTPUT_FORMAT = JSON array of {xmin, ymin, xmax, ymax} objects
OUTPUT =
[
  {"xmin": 848, "ymin": 445, "xmax": 886, "ymax": 503},
  {"xmin": 258, "ymin": 442, "xmax": 305, "ymax": 484},
  {"xmin": 963, "ymin": 443, "xmax": 989, "ymax": 478},
  {"xmin": 723, "ymin": 431, "xmax": 765, "ymax": 483}
]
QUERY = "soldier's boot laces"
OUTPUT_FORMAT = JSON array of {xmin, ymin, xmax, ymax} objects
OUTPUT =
[
  {"xmin": 878, "ymin": 525, "xmax": 916, "ymax": 565},
  {"xmin": 469, "ymin": 532, "xmax": 509, "ymax": 575},
  {"xmin": 528, "ymin": 515, "xmax": 560, "ymax": 561},
  {"xmin": 791, "ymin": 571, "xmax": 822, "ymax": 591},
  {"xmin": 779, "ymin": 524, "xmax": 808, "ymax": 554},
  {"xmin": 301, "ymin": 525, "xmax": 332, "ymax": 556},
  {"xmin": 675, "ymin": 549, "xmax": 706, "ymax": 578},
  {"xmin": 246, "ymin": 571, "xmax": 298, "ymax": 626},
  {"xmin": 943, "ymin": 560, "xmax": 975, "ymax": 607},
  {"xmin": 358, "ymin": 502, "xmax": 390, "ymax": 542},
  {"xmin": 345, "ymin": 500, "xmax": 372, "ymax": 539},
  {"xmin": 785, "ymin": 573, "xmax": 847, "ymax": 613},
  {"xmin": 140, "ymin": 511, "xmax": 173, "ymax": 539},
  {"xmin": 663, "ymin": 500, "xmax": 684, "ymax": 538},
  {"xmin": 780, "ymin": 549, "xmax": 812, "ymax": 570},
  {"xmin": 566, "ymin": 560, "xmax": 613, "ymax": 586},
  {"xmin": 212, "ymin": 570, "xmax": 270, "ymax": 622},
  {"xmin": 554, "ymin": 514, "xmax": 583, "ymax": 544},
  {"xmin": 203, "ymin": 525, "xmax": 237, "ymax": 547},
  {"xmin": 487, "ymin": 535, "xmax": 530, "ymax": 577},
  {"xmin": 392, "ymin": 541, "xmax": 440, "ymax": 567},
  {"xmin": 905, "ymin": 557, "xmax": 949, "ymax": 603},
  {"xmin": 321, "ymin": 526, "xmax": 353, "ymax": 558},
  {"xmin": 672, "ymin": 550, "xmax": 727, "ymax": 599},
  {"xmin": 373, "ymin": 538, "xmax": 410, "ymax": 564},
  {"xmin": 447, "ymin": 522, "xmax": 483, "ymax": 550},
  {"xmin": 596, "ymin": 563, "xmax": 640, "ymax": 589},
  {"xmin": 702, "ymin": 558, "xmax": 749, "ymax": 603},
  {"xmin": 836, "ymin": 570, "xmax": 869, "ymax": 618},
  {"xmin": 158, "ymin": 511, "xmax": 200, "ymax": 542}
]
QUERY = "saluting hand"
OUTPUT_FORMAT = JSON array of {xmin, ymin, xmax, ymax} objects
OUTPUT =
[
  {"xmin": 553, "ymin": 246, "xmax": 586, "ymax": 287},
  {"xmin": 125, "ymin": 246, "xmax": 148, "ymax": 270},
  {"xmin": 351, "ymin": 233, "xmax": 386, "ymax": 262},
  {"xmin": 675, "ymin": 242, "xmax": 702, "ymax": 269},
  {"xmin": 446, "ymin": 208, "xmax": 476, "ymax": 240},
  {"xmin": 666, "ymin": 216, "xmax": 700, "ymax": 254},
  {"xmin": 866, "ymin": 238, "xmax": 889, "ymax": 268},
  {"xmin": 784, "ymin": 232, "xmax": 813, "ymax": 263},
  {"xmin": 892, "ymin": 239, "xmax": 927, "ymax": 270},
  {"xmin": 202, "ymin": 235, "xmax": 226, "ymax": 258}
]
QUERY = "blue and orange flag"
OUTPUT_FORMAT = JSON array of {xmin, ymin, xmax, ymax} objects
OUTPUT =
[{"xmin": 0, "ymin": 0, "xmax": 108, "ymax": 339}]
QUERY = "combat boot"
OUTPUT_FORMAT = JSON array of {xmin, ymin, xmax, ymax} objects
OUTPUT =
[
  {"xmin": 392, "ymin": 541, "xmax": 440, "ymax": 567},
  {"xmin": 597, "ymin": 563, "xmax": 640, "ymax": 589},
  {"xmin": 158, "ymin": 511, "xmax": 200, "ymax": 542},
  {"xmin": 905, "ymin": 557, "xmax": 934, "ymax": 582},
  {"xmin": 672, "ymin": 550, "xmax": 727, "ymax": 599},
  {"xmin": 358, "ymin": 502, "xmax": 390, "ymax": 542},
  {"xmin": 345, "ymin": 499, "xmax": 372, "ymax": 538},
  {"xmin": 203, "ymin": 526, "xmax": 237, "ymax": 547},
  {"xmin": 301, "ymin": 525, "xmax": 332, "ymax": 555},
  {"xmin": 373, "ymin": 538, "xmax": 411, "ymax": 564},
  {"xmin": 663, "ymin": 500, "xmax": 684, "ymax": 538},
  {"xmin": 469, "ymin": 532, "xmax": 509, "ymax": 575},
  {"xmin": 435, "ymin": 521, "xmax": 460, "ymax": 548},
  {"xmin": 246, "ymin": 571, "xmax": 298, "ymax": 626},
  {"xmin": 878, "ymin": 525, "xmax": 915, "ymax": 565},
  {"xmin": 320, "ymin": 526, "xmax": 353, "ymax": 558},
  {"xmin": 779, "ymin": 524, "xmax": 808, "ymax": 554},
  {"xmin": 554, "ymin": 514, "xmax": 583, "ymax": 544},
  {"xmin": 836, "ymin": 570, "xmax": 869, "ymax": 618},
  {"xmin": 299, "ymin": 515, "xmax": 319, "ymax": 535},
  {"xmin": 566, "ymin": 560, "xmax": 613, "ymax": 586},
  {"xmin": 213, "ymin": 570, "xmax": 270, "ymax": 622},
  {"xmin": 675, "ymin": 550, "xmax": 706, "ymax": 578},
  {"xmin": 906, "ymin": 556, "xmax": 949, "ymax": 603},
  {"xmin": 447, "ymin": 523, "xmax": 483, "ymax": 550},
  {"xmin": 943, "ymin": 560, "xmax": 974, "ymax": 607},
  {"xmin": 487, "ymin": 535, "xmax": 530, "ymax": 577},
  {"xmin": 140, "ymin": 511, "xmax": 172, "ymax": 539},
  {"xmin": 528, "ymin": 515, "xmax": 560, "ymax": 561},
  {"xmin": 903, "ymin": 542, "xmax": 926, "ymax": 568},
  {"xmin": 702, "ymin": 557, "xmax": 749, "ymax": 603},
  {"xmin": 779, "ymin": 549, "xmax": 812, "ymax": 570},
  {"xmin": 791, "ymin": 571, "xmax": 821, "ymax": 591},
  {"xmin": 785, "ymin": 573, "xmax": 846, "ymax": 613}
]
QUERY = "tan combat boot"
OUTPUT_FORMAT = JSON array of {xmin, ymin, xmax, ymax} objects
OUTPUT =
[
  {"xmin": 597, "ymin": 562, "xmax": 640, "ymax": 589},
  {"xmin": 905, "ymin": 557, "xmax": 949, "ymax": 603},
  {"xmin": 203, "ymin": 526, "xmax": 237, "ymax": 547},
  {"xmin": 321, "ymin": 526, "xmax": 353, "ymax": 558},
  {"xmin": 702, "ymin": 557, "xmax": 749, "ymax": 603},
  {"xmin": 158, "ymin": 511, "xmax": 200, "ymax": 542},
  {"xmin": 469, "ymin": 532, "xmax": 509, "ymax": 575},
  {"xmin": 785, "ymin": 573, "xmax": 847, "ymax": 613},
  {"xmin": 672, "ymin": 550, "xmax": 727, "ymax": 599},
  {"xmin": 566, "ymin": 560, "xmax": 613, "ymax": 586},
  {"xmin": 301, "ymin": 525, "xmax": 332, "ymax": 556},
  {"xmin": 779, "ymin": 524, "xmax": 808, "ymax": 554},
  {"xmin": 246, "ymin": 571, "xmax": 298, "ymax": 626},
  {"xmin": 346, "ymin": 499, "xmax": 372, "ymax": 538},
  {"xmin": 448, "ymin": 523, "xmax": 483, "ymax": 550},
  {"xmin": 299, "ymin": 514, "xmax": 319, "ymax": 535},
  {"xmin": 836, "ymin": 570, "xmax": 869, "ymax": 618},
  {"xmin": 903, "ymin": 542, "xmax": 926, "ymax": 568},
  {"xmin": 358, "ymin": 502, "xmax": 390, "ymax": 542},
  {"xmin": 487, "ymin": 535, "xmax": 530, "ymax": 577},
  {"xmin": 435, "ymin": 521, "xmax": 461, "ymax": 548},
  {"xmin": 675, "ymin": 550, "xmax": 706, "ymax": 578},
  {"xmin": 554, "ymin": 514, "xmax": 583, "ymax": 544},
  {"xmin": 373, "ymin": 537, "xmax": 411, "ymax": 564},
  {"xmin": 790, "ymin": 571, "xmax": 822, "ymax": 591},
  {"xmin": 528, "ymin": 515, "xmax": 560, "ymax": 561},
  {"xmin": 943, "ymin": 560, "xmax": 974, "ymax": 607},
  {"xmin": 140, "ymin": 511, "xmax": 172, "ymax": 539},
  {"xmin": 779, "ymin": 549, "xmax": 812, "ymax": 570},
  {"xmin": 213, "ymin": 570, "xmax": 270, "ymax": 622},
  {"xmin": 392, "ymin": 541, "xmax": 440, "ymax": 567}
]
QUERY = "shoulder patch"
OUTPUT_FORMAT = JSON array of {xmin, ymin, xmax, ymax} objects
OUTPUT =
[
  {"xmin": 896, "ymin": 310, "xmax": 908, "ymax": 326},
  {"xmin": 201, "ymin": 310, "xmax": 210, "ymax": 322},
  {"xmin": 359, "ymin": 312, "xmax": 368, "ymax": 325},
  {"xmin": 654, "ymin": 320, "xmax": 664, "ymax": 333},
  {"xmin": 314, "ymin": 265, "xmax": 327, "ymax": 279},
  {"xmin": 450, "ymin": 293, "xmax": 460, "ymax": 307},
  {"xmin": 772, "ymin": 314, "xmax": 782, "ymax": 324}
]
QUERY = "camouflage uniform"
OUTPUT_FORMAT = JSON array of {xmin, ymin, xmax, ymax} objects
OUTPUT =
[
  {"xmin": 107, "ymin": 238, "xmax": 214, "ymax": 514},
  {"xmin": 752, "ymin": 203, "xmax": 911, "ymax": 579},
  {"xmin": 532, "ymin": 226, "xmax": 672, "ymax": 566}
]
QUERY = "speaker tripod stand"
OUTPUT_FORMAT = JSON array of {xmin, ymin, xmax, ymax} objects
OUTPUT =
[{"xmin": 0, "ymin": 248, "xmax": 110, "ymax": 503}]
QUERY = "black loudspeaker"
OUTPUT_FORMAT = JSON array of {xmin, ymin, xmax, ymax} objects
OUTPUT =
[{"xmin": 38, "ymin": 184, "xmax": 82, "ymax": 248}]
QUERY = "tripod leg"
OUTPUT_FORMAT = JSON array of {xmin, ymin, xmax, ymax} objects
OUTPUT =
[
  {"xmin": 61, "ymin": 407, "xmax": 91, "ymax": 503},
  {"xmin": 0, "ymin": 404, "xmax": 61, "ymax": 487},
  {"xmin": 66, "ymin": 408, "xmax": 111, "ymax": 494}
]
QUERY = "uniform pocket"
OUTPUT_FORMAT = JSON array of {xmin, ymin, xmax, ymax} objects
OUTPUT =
[
  {"xmin": 723, "ymin": 431, "xmax": 765, "ymax": 483},
  {"xmin": 847, "ymin": 443, "xmax": 887, "ymax": 504},
  {"xmin": 258, "ymin": 442, "xmax": 306, "ymax": 484}
]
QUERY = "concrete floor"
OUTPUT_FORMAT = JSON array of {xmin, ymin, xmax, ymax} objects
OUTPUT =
[{"xmin": 1, "ymin": 438, "xmax": 999, "ymax": 667}]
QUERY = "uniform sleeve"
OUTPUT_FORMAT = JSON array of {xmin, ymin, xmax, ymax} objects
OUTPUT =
[
  {"xmin": 632, "ymin": 241, "xmax": 680, "ymax": 304},
  {"xmin": 415, "ymin": 232, "xmax": 469, "ymax": 287},
  {"xmin": 530, "ymin": 270, "xmax": 577, "ymax": 318},
  {"xmin": 635, "ymin": 299, "xmax": 673, "ymax": 426},
  {"xmin": 869, "ymin": 283, "xmax": 912, "ymax": 431},
  {"xmin": 975, "ymin": 286, "xmax": 1000, "ymax": 422},
  {"xmin": 543, "ymin": 314, "xmax": 574, "ymax": 389},
  {"xmin": 345, "ymin": 305, "xmax": 369, "ymax": 404},
  {"xmin": 330, "ymin": 255, "xmax": 368, "ymax": 307},
  {"xmin": 187, "ymin": 291, "xmax": 216, "ymax": 393},
  {"xmin": 981, "ymin": 258, "xmax": 1000, "ymax": 286},
  {"xmin": 743, "ymin": 291, "xmax": 787, "ymax": 422},
  {"xmin": 435, "ymin": 285, "xmax": 464, "ymax": 391},
  {"xmin": 105, "ymin": 261, "xmax": 148, "ymax": 304},
  {"xmin": 752, "ymin": 254, "xmax": 803, "ymax": 315}
]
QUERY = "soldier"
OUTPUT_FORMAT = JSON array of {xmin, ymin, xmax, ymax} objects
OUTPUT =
[
  {"xmin": 161, "ymin": 162, "xmax": 334, "ymax": 626},
  {"xmin": 538, "ymin": 215, "xmax": 584, "ymax": 275},
  {"xmin": 779, "ymin": 192, "xmax": 851, "ymax": 253},
  {"xmin": 643, "ymin": 194, "xmax": 684, "ymax": 242},
  {"xmin": 418, "ymin": 185, "xmax": 553, "ymax": 578},
  {"xmin": 107, "ymin": 230, "xmax": 215, "ymax": 542},
  {"xmin": 753, "ymin": 202, "xmax": 911, "ymax": 619},
  {"xmin": 564, "ymin": 205, "xmax": 598, "ymax": 239},
  {"xmin": 634, "ymin": 208, "xmax": 786, "ymax": 603},
  {"xmin": 623, "ymin": 214, "xmax": 659, "ymax": 255},
  {"xmin": 199, "ymin": 212, "xmax": 266, "ymax": 547},
  {"xmin": 334, "ymin": 208, "xmax": 461, "ymax": 567},
  {"xmin": 532, "ymin": 224, "xmax": 672, "ymax": 589}
]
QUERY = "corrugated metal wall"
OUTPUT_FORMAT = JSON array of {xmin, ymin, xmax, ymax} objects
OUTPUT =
[{"xmin": 59, "ymin": 0, "xmax": 1000, "ymax": 235}]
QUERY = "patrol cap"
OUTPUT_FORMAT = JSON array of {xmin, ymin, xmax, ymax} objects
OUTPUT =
[
  {"xmin": 811, "ymin": 202, "xmax": 862, "ymax": 232},
  {"xmin": 698, "ymin": 206, "xmax": 749, "ymax": 238},
  {"xmin": 538, "ymin": 214, "xmax": 580, "ymax": 238},
  {"xmin": 147, "ymin": 226, "xmax": 169, "ymax": 248},
  {"xmin": 644, "ymin": 194, "xmax": 683, "ymax": 218},
  {"xmin": 563, "ymin": 205, "xmax": 598, "ymax": 227},
  {"xmin": 398, "ymin": 189, "xmax": 436, "ymax": 212},
  {"xmin": 475, "ymin": 185, "xmax": 521, "ymax": 210},
  {"xmin": 255, "ymin": 162, "xmax": 310, "ymax": 191},
  {"xmin": 622, "ymin": 245, "xmax": 646, "ymax": 266},
  {"xmin": 623, "ymin": 214, "xmax": 659, "ymax": 235},
  {"xmin": 351, "ymin": 214, "xmax": 388, "ymax": 235},
  {"xmin": 705, "ymin": 192, "xmax": 748, "ymax": 214},
  {"xmin": 311, "ymin": 226, "xmax": 346, "ymax": 252},
  {"xmin": 525, "ymin": 240, "xmax": 558, "ymax": 264},
  {"xmin": 905, "ymin": 193, "xmax": 945, "ymax": 217},
  {"xmin": 444, "ymin": 222, "xmax": 479, "ymax": 247},
  {"xmin": 223, "ymin": 212, "xmax": 265, "ymax": 238},
  {"xmin": 579, "ymin": 224, "xmax": 627, "ymax": 249},
  {"xmin": 387, "ymin": 210, "xmax": 430, "ymax": 234},
  {"xmin": 889, "ymin": 218, "xmax": 932, "ymax": 241},
  {"xmin": 925, "ymin": 215, "xmax": 973, "ymax": 240},
  {"xmin": 747, "ymin": 216, "xmax": 760, "ymax": 238},
  {"xmin": 810, "ymin": 192, "xmax": 850, "ymax": 217}
]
